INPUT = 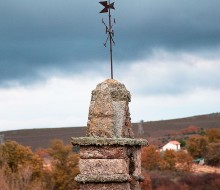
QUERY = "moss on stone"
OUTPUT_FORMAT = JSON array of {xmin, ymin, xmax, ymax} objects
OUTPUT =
[
  {"xmin": 71, "ymin": 137, "xmax": 148, "ymax": 146},
  {"xmin": 75, "ymin": 174, "xmax": 131, "ymax": 183}
]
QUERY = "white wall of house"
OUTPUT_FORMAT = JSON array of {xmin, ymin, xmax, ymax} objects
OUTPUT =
[{"xmin": 162, "ymin": 142, "xmax": 180, "ymax": 151}]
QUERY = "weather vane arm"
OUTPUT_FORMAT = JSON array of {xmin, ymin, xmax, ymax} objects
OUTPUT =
[{"xmin": 99, "ymin": 1, "xmax": 115, "ymax": 79}]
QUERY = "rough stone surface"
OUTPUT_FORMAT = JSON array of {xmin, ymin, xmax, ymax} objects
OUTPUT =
[
  {"xmin": 80, "ymin": 146, "xmax": 128, "ymax": 159},
  {"xmin": 75, "ymin": 174, "xmax": 130, "ymax": 183},
  {"xmin": 72, "ymin": 79, "xmax": 148, "ymax": 190},
  {"xmin": 87, "ymin": 117, "xmax": 114, "ymax": 138},
  {"xmin": 79, "ymin": 159, "xmax": 128, "ymax": 175},
  {"xmin": 126, "ymin": 147, "xmax": 143, "ymax": 190},
  {"xmin": 129, "ymin": 147, "xmax": 142, "ymax": 177},
  {"xmin": 71, "ymin": 137, "xmax": 148, "ymax": 146},
  {"xmin": 86, "ymin": 79, "xmax": 134, "ymax": 138},
  {"xmin": 130, "ymin": 179, "xmax": 140, "ymax": 190},
  {"xmin": 79, "ymin": 183, "xmax": 130, "ymax": 190}
]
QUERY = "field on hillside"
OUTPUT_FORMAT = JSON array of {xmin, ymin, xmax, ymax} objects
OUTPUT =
[{"xmin": 1, "ymin": 113, "xmax": 220, "ymax": 150}]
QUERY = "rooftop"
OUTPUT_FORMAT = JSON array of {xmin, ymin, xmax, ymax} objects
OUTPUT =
[{"xmin": 169, "ymin": 140, "xmax": 180, "ymax": 145}]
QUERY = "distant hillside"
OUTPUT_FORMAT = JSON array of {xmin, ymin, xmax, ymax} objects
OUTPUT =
[
  {"xmin": 1, "ymin": 113, "xmax": 220, "ymax": 150},
  {"xmin": 133, "ymin": 112, "xmax": 220, "ymax": 138}
]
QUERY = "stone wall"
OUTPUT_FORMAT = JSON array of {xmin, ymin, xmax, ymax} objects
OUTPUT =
[{"xmin": 72, "ymin": 79, "xmax": 148, "ymax": 190}]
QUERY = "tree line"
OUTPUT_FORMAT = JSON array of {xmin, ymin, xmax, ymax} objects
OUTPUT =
[
  {"xmin": 0, "ymin": 128, "xmax": 219, "ymax": 190},
  {"xmin": 141, "ymin": 128, "xmax": 220, "ymax": 190},
  {"xmin": 0, "ymin": 139, "xmax": 79, "ymax": 190}
]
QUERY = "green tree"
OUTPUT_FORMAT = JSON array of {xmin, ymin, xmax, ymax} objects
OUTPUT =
[
  {"xmin": 178, "ymin": 139, "xmax": 186, "ymax": 147},
  {"xmin": 186, "ymin": 136, "xmax": 208, "ymax": 158},
  {"xmin": 205, "ymin": 143, "xmax": 220, "ymax": 166},
  {"xmin": 47, "ymin": 139, "xmax": 79, "ymax": 190},
  {"xmin": 206, "ymin": 128, "xmax": 220, "ymax": 143}
]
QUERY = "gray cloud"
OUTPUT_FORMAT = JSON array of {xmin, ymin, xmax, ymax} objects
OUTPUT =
[
  {"xmin": 116, "ymin": 50, "xmax": 220, "ymax": 96},
  {"xmin": 117, "ymin": 0, "xmax": 220, "ymax": 53},
  {"xmin": 1, "ymin": 0, "xmax": 220, "ymax": 86}
]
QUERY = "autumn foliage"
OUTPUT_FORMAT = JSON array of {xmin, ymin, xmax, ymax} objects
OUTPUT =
[
  {"xmin": 186, "ymin": 128, "xmax": 220, "ymax": 166},
  {"xmin": 1, "ymin": 128, "xmax": 219, "ymax": 190},
  {"xmin": 206, "ymin": 128, "xmax": 220, "ymax": 143},
  {"xmin": 180, "ymin": 125, "xmax": 198, "ymax": 135},
  {"xmin": 186, "ymin": 136, "xmax": 208, "ymax": 158},
  {"xmin": 47, "ymin": 139, "xmax": 79, "ymax": 190},
  {"xmin": 141, "ymin": 143, "xmax": 219, "ymax": 190},
  {"xmin": 142, "ymin": 171, "xmax": 220, "ymax": 190},
  {"xmin": 141, "ymin": 145, "xmax": 161, "ymax": 170},
  {"xmin": 0, "ymin": 141, "xmax": 43, "ymax": 190},
  {"xmin": 141, "ymin": 128, "xmax": 220, "ymax": 189},
  {"xmin": 141, "ymin": 145, "xmax": 193, "ymax": 172},
  {"xmin": 0, "ymin": 140, "xmax": 79, "ymax": 190}
]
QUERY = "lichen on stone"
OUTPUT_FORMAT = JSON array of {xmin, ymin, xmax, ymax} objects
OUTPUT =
[
  {"xmin": 75, "ymin": 174, "xmax": 131, "ymax": 183},
  {"xmin": 86, "ymin": 79, "xmax": 134, "ymax": 138},
  {"xmin": 71, "ymin": 137, "xmax": 148, "ymax": 146},
  {"xmin": 72, "ymin": 79, "xmax": 148, "ymax": 190}
]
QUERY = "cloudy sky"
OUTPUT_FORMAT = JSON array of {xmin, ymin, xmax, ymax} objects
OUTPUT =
[{"xmin": 1, "ymin": 0, "xmax": 220, "ymax": 132}]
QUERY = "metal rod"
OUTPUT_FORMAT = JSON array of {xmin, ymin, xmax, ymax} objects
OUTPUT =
[
  {"xmin": 99, "ymin": 0, "xmax": 115, "ymax": 79},
  {"xmin": 108, "ymin": 0, "xmax": 113, "ymax": 79}
]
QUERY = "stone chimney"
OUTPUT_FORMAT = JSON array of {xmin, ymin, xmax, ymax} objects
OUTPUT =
[{"xmin": 71, "ymin": 79, "xmax": 148, "ymax": 190}]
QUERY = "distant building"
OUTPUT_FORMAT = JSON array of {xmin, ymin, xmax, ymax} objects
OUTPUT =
[
  {"xmin": 137, "ymin": 120, "xmax": 144, "ymax": 136},
  {"xmin": 0, "ymin": 134, "xmax": 4, "ymax": 144},
  {"xmin": 193, "ymin": 158, "xmax": 205, "ymax": 165},
  {"xmin": 161, "ymin": 140, "xmax": 181, "ymax": 151}
]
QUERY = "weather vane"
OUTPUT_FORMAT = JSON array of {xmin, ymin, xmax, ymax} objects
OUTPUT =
[{"xmin": 99, "ymin": 1, "xmax": 116, "ymax": 79}]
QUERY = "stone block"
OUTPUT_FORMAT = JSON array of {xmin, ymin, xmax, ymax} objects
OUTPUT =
[
  {"xmin": 132, "ymin": 147, "xmax": 142, "ymax": 177},
  {"xmin": 80, "ymin": 159, "xmax": 128, "ymax": 175},
  {"xmin": 90, "ymin": 95, "xmax": 114, "ymax": 117},
  {"xmin": 86, "ymin": 79, "xmax": 133, "ymax": 138},
  {"xmin": 79, "ymin": 182, "xmax": 130, "ymax": 190},
  {"xmin": 87, "ymin": 117, "xmax": 114, "ymax": 137},
  {"xmin": 71, "ymin": 137, "xmax": 148, "ymax": 147},
  {"xmin": 127, "ymin": 147, "xmax": 141, "ymax": 176},
  {"xmin": 112, "ymin": 101, "xmax": 126, "ymax": 137},
  {"xmin": 80, "ymin": 146, "xmax": 128, "ymax": 159},
  {"xmin": 75, "ymin": 174, "xmax": 130, "ymax": 183}
]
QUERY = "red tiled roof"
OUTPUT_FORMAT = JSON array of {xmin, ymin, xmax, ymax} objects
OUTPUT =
[{"xmin": 169, "ymin": 141, "xmax": 180, "ymax": 145}]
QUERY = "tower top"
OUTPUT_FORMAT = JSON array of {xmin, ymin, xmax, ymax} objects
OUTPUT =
[{"xmin": 87, "ymin": 79, "xmax": 133, "ymax": 138}]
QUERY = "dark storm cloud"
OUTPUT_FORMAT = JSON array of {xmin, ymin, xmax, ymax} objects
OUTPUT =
[
  {"xmin": 116, "ymin": 0, "xmax": 220, "ymax": 54},
  {"xmin": 0, "ymin": 0, "xmax": 104, "ymax": 86},
  {"xmin": 1, "ymin": 0, "xmax": 220, "ymax": 86}
]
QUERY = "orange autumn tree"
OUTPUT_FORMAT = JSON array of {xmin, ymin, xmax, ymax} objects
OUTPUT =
[
  {"xmin": 175, "ymin": 150, "xmax": 193, "ymax": 172},
  {"xmin": 141, "ymin": 145, "xmax": 161, "ymax": 170},
  {"xmin": 142, "ymin": 145, "xmax": 193, "ymax": 172},
  {"xmin": 0, "ymin": 140, "xmax": 42, "ymax": 176},
  {"xmin": 47, "ymin": 139, "xmax": 79, "ymax": 190},
  {"xmin": 0, "ymin": 141, "xmax": 44, "ymax": 190},
  {"xmin": 159, "ymin": 150, "xmax": 176, "ymax": 170},
  {"xmin": 206, "ymin": 128, "xmax": 220, "ymax": 143}
]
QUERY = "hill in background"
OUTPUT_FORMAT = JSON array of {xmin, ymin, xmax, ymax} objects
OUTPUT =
[{"xmin": 1, "ymin": 113, "xmax": 220, "ymax": 150}]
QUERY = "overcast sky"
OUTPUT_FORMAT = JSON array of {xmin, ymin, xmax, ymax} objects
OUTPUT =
[{"xmin": 1, "ymin": 0, "xmax": 220, "ymax": 132}]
